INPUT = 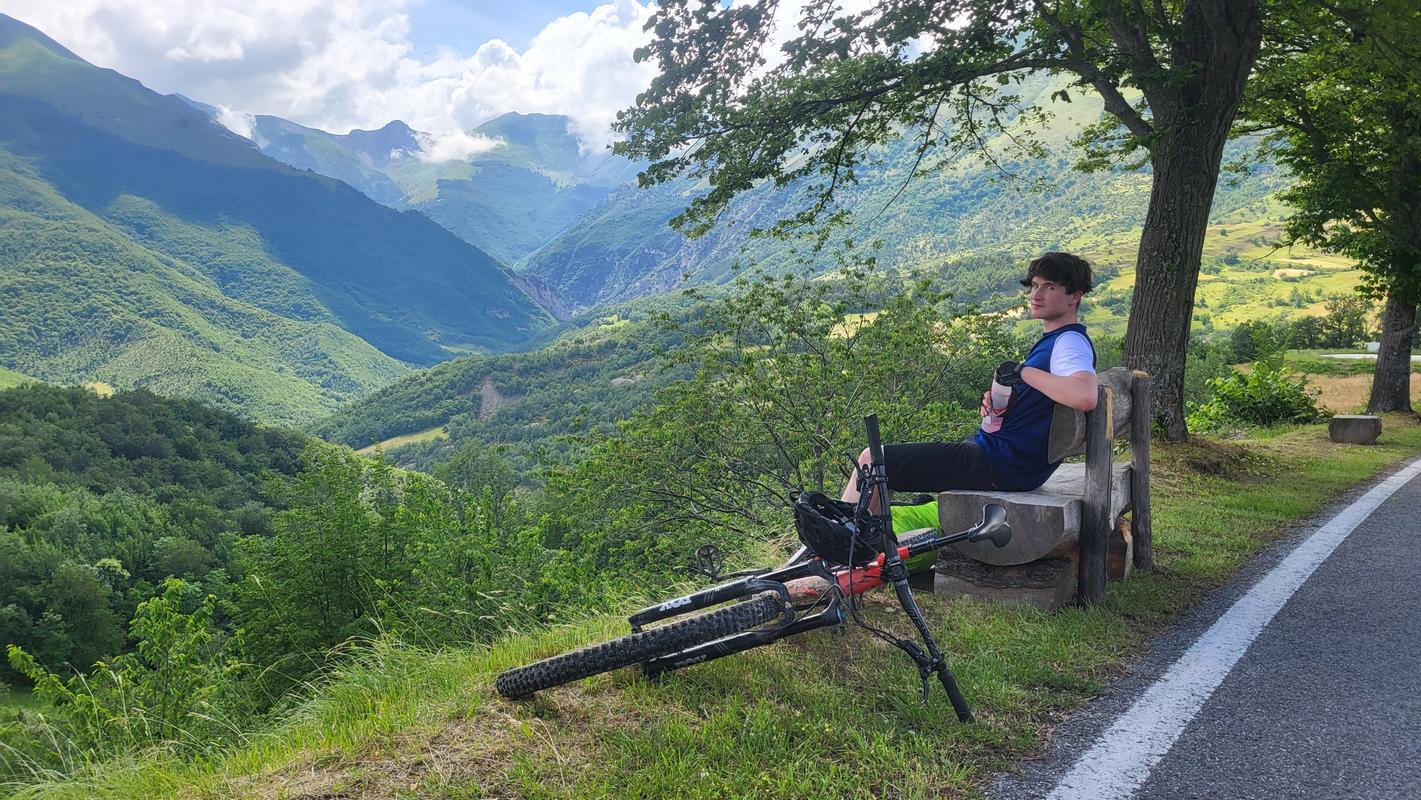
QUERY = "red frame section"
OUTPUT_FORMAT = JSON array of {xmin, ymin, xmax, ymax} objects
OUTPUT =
[{"xmin": 783, "ymin": 543, "xmax": 913, "ymax": 602}]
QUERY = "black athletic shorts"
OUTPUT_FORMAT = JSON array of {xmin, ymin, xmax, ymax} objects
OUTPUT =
[{"xmin": 881, "ymin": 439, "xmax": 1004, "ymax": 492}]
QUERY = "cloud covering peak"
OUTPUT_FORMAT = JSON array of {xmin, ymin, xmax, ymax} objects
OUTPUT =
[{"xmin": 0, "ymin": 0, "xmax": 657, "ymax": 152}]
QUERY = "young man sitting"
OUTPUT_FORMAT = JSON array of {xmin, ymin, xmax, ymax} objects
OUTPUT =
[{"xmin": 842, "ymin": 252, "xmax": 1099, "ymax": 511}]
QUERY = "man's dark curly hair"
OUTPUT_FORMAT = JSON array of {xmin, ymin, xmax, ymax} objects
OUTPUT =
[{"xmin": 1019, "ymin": 252, "xmax": 1093, "ymax": 295}]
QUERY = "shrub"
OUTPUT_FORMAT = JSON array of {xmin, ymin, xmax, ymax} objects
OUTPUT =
[
  {"xmin": 4, "ymin": 579, "xmax": 241, "ymax": 769},
  {"xmin": 1187, "ymin": 359, "xmax": 1325, "ymax": 430},
  {"xmin": 1184, "ymin": 336, "xmax": 1240, "ymax": 406}
]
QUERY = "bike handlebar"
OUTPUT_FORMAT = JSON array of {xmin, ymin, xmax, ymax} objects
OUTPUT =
[{"xmin": 864, "ymin": 414, "xmax": 882, "ymax": 459}]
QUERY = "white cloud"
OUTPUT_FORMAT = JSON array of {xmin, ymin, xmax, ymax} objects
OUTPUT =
[
  {"xmin": 213, "ymin": 105, "xmax": 255, "ymax": 139},
  {"xmin": 413, "ymin": 130, "xmax": 502, "ymax": 163},
  {"xmin": 0, "ymin": 0, "xmax": 657, "ymax": 152}
]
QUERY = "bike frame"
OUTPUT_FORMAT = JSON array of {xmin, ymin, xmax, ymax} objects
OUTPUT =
[
  {"xmin": 624, "ymin": 415, "xmax": 1009, "ymax": 719},
  {"xmin": 632, "ymin": 523, "xmax": 987, "ymax": 675}
]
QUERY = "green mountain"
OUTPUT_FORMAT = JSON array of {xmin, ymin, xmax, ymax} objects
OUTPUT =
[
  {"xmin": 0, "ymin": 14, "xmax": 555, "ymax": 425},
  {"xmin": 248, "ymin": 111, "xmax": 639, "ymax": 267},
  {"xmin": 250, "ymin": 116, "xmax": 412, "ymax": 208},
  {"xmin": 311, "ymin": 292, "xmax": 702, "ymax": 469},
  {"xmin": 523, "ymin": 74, "xmax": 1290, "ymax": 311}
]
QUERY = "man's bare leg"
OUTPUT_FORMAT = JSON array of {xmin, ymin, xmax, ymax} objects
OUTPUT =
[{"xmin": 840, "ymin": 446, "xmax": 883, "ymax": 513}]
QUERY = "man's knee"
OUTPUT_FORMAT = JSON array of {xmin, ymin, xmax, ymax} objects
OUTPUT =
[{"xmin": 858, "ymin": 447, "xmax": 872, "ymax": 465}]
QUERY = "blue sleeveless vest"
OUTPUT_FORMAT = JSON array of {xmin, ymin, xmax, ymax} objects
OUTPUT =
[{"xmin": 971, "ymin": 323, "xmax": 1095, "ymax": 490}]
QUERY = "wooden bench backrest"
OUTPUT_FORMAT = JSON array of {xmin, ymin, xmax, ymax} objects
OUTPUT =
[{"xmin": 1046, "ymin": 367, "xmax": 1137, "ymax": 463}]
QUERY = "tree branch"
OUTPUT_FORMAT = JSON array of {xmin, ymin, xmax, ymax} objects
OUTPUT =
[{"xmin": 1034, "ymin": 1, "xmax": 1157, "ymax": 141}]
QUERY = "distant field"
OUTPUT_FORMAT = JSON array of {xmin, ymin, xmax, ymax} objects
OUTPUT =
[
  {"xmin": 355, "ymin": 426, "xmax": 448, "ymax": 456},
  {"xmin": 829, "ymin": 311, "xmax": 881, "ymax": 339},
  {"xmin": 84, "ymin": 381, "xmax": 116, "ymax": 397},
  {"xmin": 1081, "ymin": 220, "xmax": 1363, "ymax": 337},
  {"xmin": 0, "ymin": 366, "xmax": 36, "ymax": 390},
  {"xmin": 1304, "ymin": 373, "xmax": 1417, "ymax": 414}
]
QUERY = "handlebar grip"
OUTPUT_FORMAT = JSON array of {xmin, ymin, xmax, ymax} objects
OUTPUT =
[
  {"xmin": 938, "ymin": 668, "xmax": 974, "ymax": 722},
  {"xmin": 864, "ymin": 414, "xmax": 881, "ymax": 459}
]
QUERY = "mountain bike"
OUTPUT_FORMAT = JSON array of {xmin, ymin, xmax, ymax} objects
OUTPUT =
[{"xmin": 494, "ymin": 414, "xmax": 1012, "ymax": 721}]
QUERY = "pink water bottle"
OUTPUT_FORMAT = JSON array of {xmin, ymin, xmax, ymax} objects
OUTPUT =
[{"xmin": 981, "ymin": 362, "xmax": 1022, "ymax": 433}]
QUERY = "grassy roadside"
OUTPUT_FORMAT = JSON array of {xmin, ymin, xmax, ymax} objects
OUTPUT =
[{"xmin": 10, "ymin": 416, "xmax": 1421, "ymax": 800}]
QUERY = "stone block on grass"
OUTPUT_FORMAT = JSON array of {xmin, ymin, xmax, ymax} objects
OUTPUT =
[{"xmin": 1329, "ymin": 415, "xmax": 1381, "ymax": 445}]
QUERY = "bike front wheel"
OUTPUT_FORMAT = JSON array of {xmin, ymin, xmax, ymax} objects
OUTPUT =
[{"xmin": 495, "ymin": 591, "xmax": 785, "ymax": 699}]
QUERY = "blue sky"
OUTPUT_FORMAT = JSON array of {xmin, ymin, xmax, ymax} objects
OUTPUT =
[{"xmin": 407, "ymin": 0, "xmax": 597, "ymax": 54}]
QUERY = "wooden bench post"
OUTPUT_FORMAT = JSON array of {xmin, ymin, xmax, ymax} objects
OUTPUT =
[
  {"xmin": 1078, "ymin": 384, "xmax": 1112, "ymax": 605},
  {"xmin": 1130, "ymin": 371, "xmax": 1154, "ymax": 571}
]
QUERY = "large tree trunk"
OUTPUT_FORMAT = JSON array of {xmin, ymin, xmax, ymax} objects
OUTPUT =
[
  {"xmin": 1123, "ymin": 145, "xmax": 1220, "ymax": 440},
  {"xmin": 1119, "ymin": 0, "xmax": 1263, "ymax": 441},
  {"xmin": 1368, "ymin": 291, "xmax": 1417, "ymax": 414}
]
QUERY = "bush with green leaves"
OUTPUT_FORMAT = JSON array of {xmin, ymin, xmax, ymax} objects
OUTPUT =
[
  {"xmin": 3, "ymin": 579, "xmax": 240, "ymax": 775},
  {"xmin": 532, "ymin": 269, "xmax": 1024, "ymax": 580},
  {"xmin": 1183, "ymin": 336, "xmax": 1240, "ymax": 407},
  {"xmin": 1186, "ymin": 359, "xmax": 1325, "ymax": 430}
]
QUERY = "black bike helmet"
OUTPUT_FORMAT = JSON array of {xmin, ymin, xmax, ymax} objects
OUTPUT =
[{"xmin": 791, "ymin": 491, "xmax": 886, "ymax": 567}]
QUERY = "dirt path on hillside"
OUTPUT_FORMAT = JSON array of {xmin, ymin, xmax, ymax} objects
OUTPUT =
[{"xmin": 478, "ymin": 378, "xmax": 511, "ymax": 421}]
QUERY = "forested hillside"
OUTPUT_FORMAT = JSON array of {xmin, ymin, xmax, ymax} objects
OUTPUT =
[
  {"xmin": 315, "ymin": 253, "xmax": 1061, "ymax": 465},
  {"xmin": 0, "ymin": 384, "xmax": 307, "ymax": 686},
  {"xmin": 0, "ymin": 15, "xmax": 554, "ymax": 426},
  {"xmin": 312, "ymin": 289, "xmax": 719, "ymax": 471},
  {"xmin": 523, "ymin": 73, "xmax": 1289, "ymax": 310}
]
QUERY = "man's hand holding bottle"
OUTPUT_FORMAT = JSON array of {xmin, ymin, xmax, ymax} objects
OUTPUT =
[{"xmin": 981, "ymin": 361, "xmax": 1024, "ymax": 433}]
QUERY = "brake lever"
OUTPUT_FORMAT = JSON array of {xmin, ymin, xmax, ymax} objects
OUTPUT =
[{"xmin": 892, "ymin": 639, "xmax": 935, "ymax": 702}]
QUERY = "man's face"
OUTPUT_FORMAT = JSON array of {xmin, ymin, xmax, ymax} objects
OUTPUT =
[{"xmin": 1027, "ymin": 276, "xmax": 1082, "ymax": 322}]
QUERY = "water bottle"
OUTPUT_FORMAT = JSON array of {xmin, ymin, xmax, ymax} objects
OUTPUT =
[{"xmin": 981, "ymin": 362, "xmax": 1022, "ymax": 433}]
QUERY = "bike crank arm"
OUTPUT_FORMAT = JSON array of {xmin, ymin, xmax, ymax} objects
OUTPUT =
[{"xmin": 641, "ymin": 594, "xmax": 845, "ymax": 678}]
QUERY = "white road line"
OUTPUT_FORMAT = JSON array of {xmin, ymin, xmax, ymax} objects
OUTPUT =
[{"xmin": 1044, "ymin": 455, "xmax": 1421, "ymax": 800}]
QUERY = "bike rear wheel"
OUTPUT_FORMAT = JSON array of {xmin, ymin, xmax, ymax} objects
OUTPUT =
[{"xmin": 495, "ymin": 591, "xmax": 785, "ymax": 698}]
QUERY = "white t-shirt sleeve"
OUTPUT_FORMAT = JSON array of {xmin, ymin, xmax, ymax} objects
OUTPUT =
[{"xmin": 1050, "ymin": 331, "xmax": 1096, "ymax": 376}]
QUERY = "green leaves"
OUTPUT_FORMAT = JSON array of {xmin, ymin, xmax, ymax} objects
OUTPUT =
[
  {"xmin": 1242, "ymin": 0, "xmax": 1421, "ymax": 302},
  {"xmin": 546, "ymin": 269, "xmax": 1021, "ymax": 570},
  {"xmin": 1186, "ymin": 360, "xmax": 1325, "ymax": 431},
  {"xmin": 614, "ymin": 0, "xmax": 1053, "ymax": 237},
  {"xmin": 6, "ymin": 578, "xmax": 239, "ymax": 760}
]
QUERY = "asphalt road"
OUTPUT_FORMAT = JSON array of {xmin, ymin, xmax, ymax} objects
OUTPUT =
[{"xmin": 990, "ymin": 457, "xmax": 1421, "ymax": 800}]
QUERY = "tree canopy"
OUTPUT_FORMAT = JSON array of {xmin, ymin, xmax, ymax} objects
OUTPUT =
[
  {"xmin": 615, "ymin": 0, "xmax": 1264, "ymax": 438},
  {"xmin": 1241, "ymin": 0, "xmax": 1421, "ymax": 412}
]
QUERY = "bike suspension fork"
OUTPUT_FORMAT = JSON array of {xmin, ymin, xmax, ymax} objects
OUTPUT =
[{"xmin": 883, "ymin": 562, "xmax": 973, "ymax": 722}]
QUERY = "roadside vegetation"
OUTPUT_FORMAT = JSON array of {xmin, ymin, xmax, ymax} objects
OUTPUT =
[
  {"xmin": 3, "ymin": 267, "xmax": 1416, "ymax": 798},
  {"xmin": 8, "ymin": 416, "xmax": 1417, "ymax": 800}
]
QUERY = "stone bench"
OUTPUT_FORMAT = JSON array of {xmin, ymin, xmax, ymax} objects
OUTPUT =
[
  {"xmin": 931, "ymin": 367, "xmax": 1155, "ymax": 609},
  {"xmin": 934, "ymin": 463, "xmax": 1135, "ymax": 609}
]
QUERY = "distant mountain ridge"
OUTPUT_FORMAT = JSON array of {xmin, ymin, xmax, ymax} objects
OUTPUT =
[
  {"xmin": 0, "ymin": 13, "xmax": 555, "ymax": 425},
  {"xmin": 241, "ymin": 72, "xmax": 1287, "ymax": 316},
  {"xmin": 243, "ymin": 109, "xmax": 640, "ymax": 267}
]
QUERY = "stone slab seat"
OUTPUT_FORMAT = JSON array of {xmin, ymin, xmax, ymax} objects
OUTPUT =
[
  {"xmin": 1329, "ymin": 415, "xmax": 1381, "ymax": 445},
  {"xmin": 936, "ymin": 462, "xmax": 1132, "ymax": 567}
]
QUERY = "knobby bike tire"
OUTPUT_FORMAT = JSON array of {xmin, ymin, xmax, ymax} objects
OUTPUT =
[{"xmin": 495, "ymin": 591, "xmax": 784, "ymax": 699}]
